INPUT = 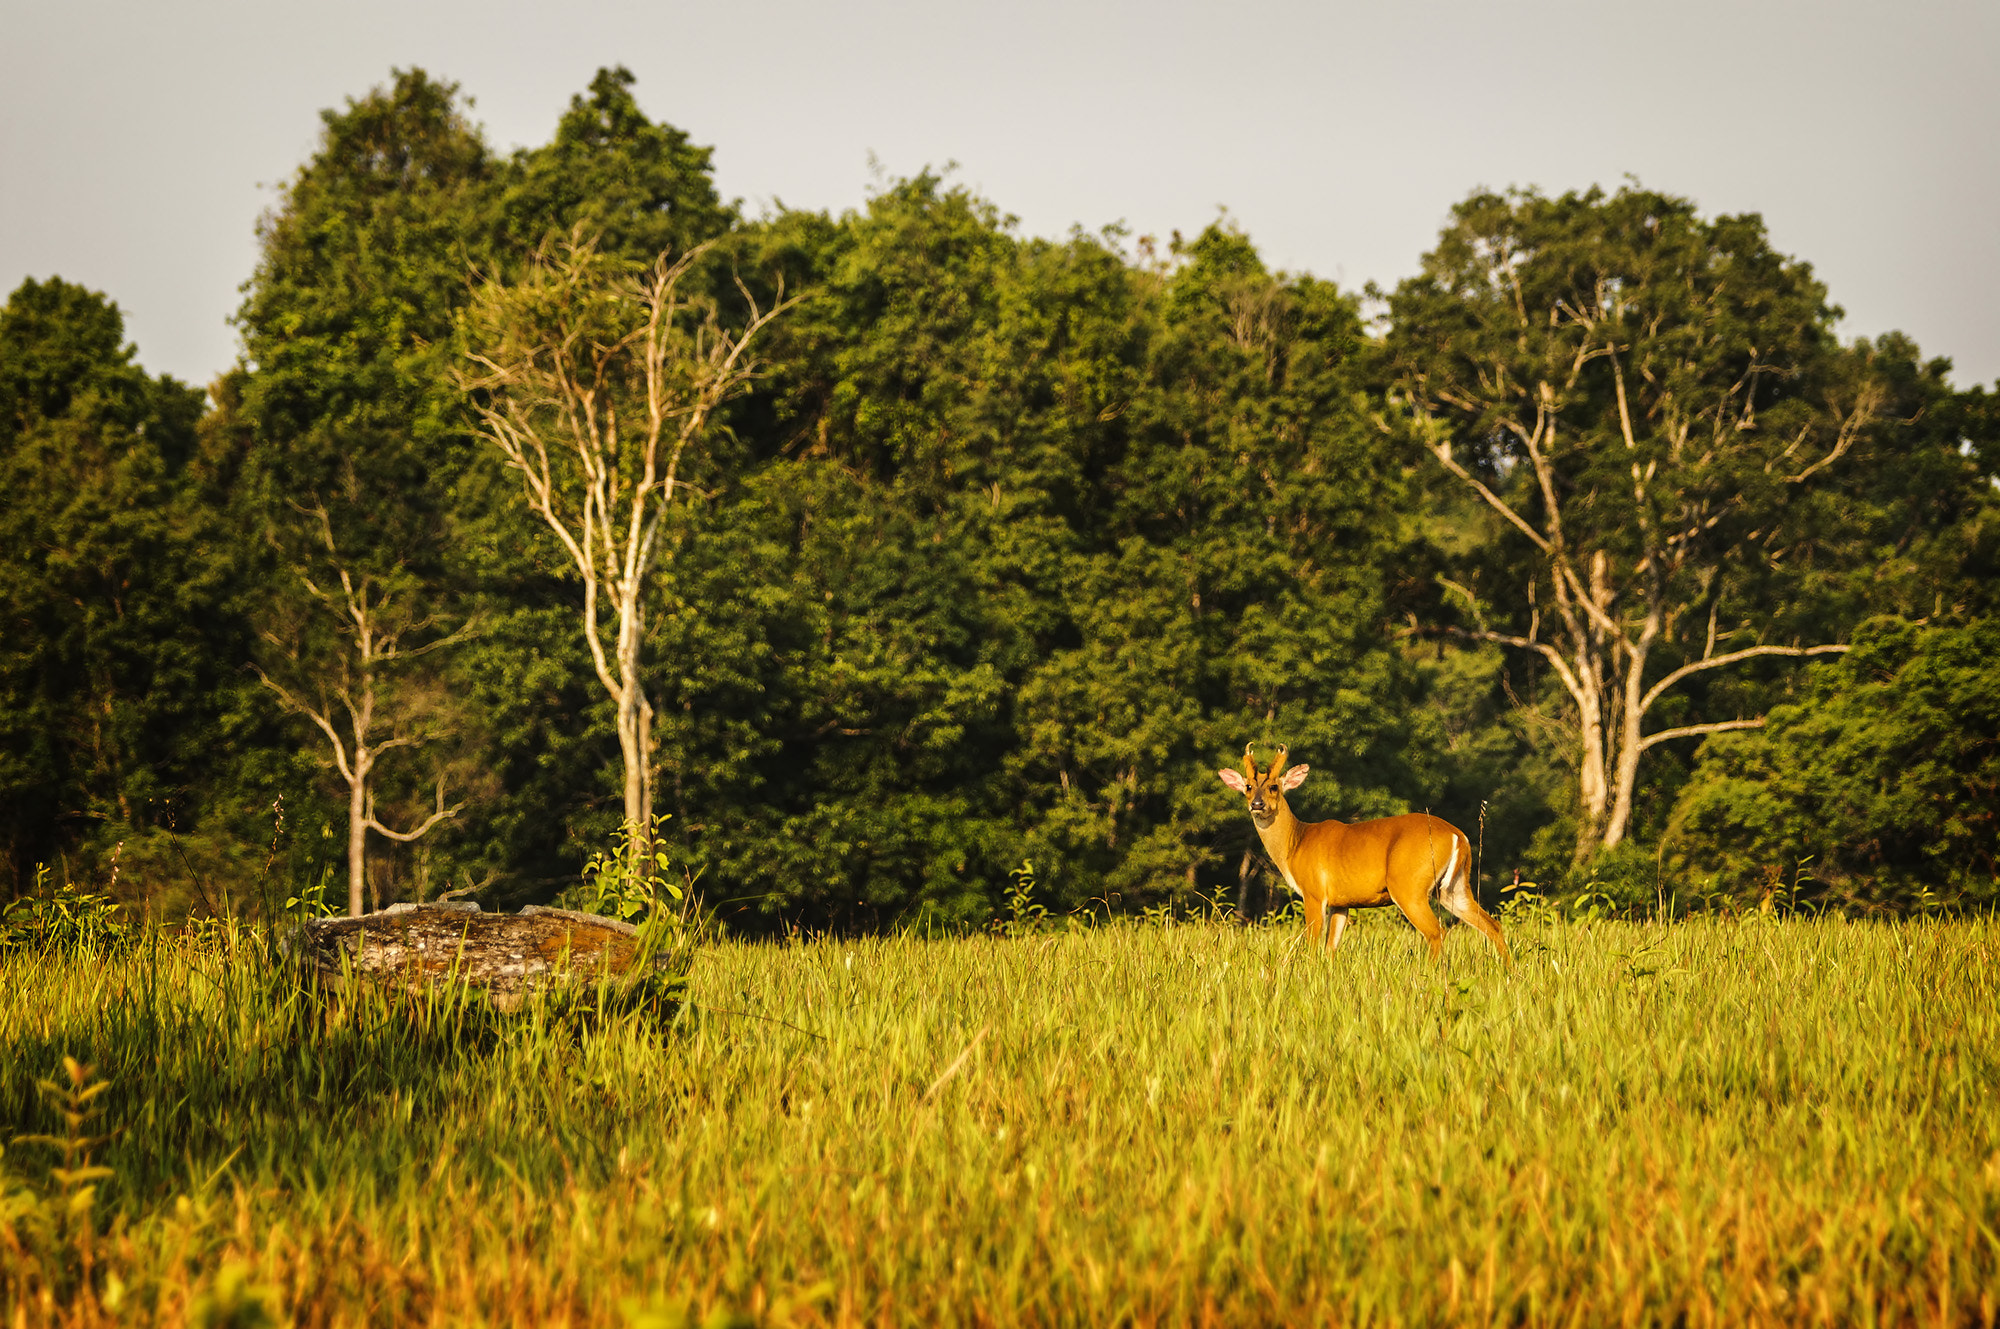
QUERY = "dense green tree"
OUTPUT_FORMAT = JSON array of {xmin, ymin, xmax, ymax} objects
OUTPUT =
[
  {"xmin": 1745, "ymin": 332, "xmax": 2000, "ymax": 632},
  {"xmin": 234, "ymin": 69, "xmax": 493, "ymax": 912},
  {"xmin": 1672, "ymin": 617, "xmax": 2000, "ymax": 909},
  {"xmin": 491, "ymin": 66, "xmax": 733, "ymax": 266},
  {"xmin": 623, "ymin": 180, "xmax": 1430, "ymax": 927},
  {"xmin": 237, "ymin": 68, "xmax": 491, "ymax": 521},
  {"xmin": 1379, "ymin": 186, "xmax": 1960, "ymax": 864},
  {"xmin": 0, "ymin": 278, "xmax": 235, "ymax": 897},
  {"xmin": 1010, "ymin": 223, "xmax": 1421, "ymax": 909},
  {"xmin": 641, "ymin": 179, "xmax": 1080, "ymax": 925}
]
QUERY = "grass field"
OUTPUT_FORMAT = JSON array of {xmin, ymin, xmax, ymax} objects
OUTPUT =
[{"xmin": 2, "ymin": 912, "xmax": 1997, "ymax": 1326}]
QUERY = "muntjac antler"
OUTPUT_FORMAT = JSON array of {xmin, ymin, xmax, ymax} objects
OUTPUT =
[{"xmin": 1243, "ymin": 742, "xmax": 1290, "ymax": 776}]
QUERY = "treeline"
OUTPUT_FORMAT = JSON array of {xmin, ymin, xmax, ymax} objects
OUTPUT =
[{"xmin": 2, "ymin": 68, "xmax": 1994, "ymax": 926}]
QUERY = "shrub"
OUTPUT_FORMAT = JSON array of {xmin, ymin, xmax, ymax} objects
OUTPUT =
[{"xmin": 1671, "ymin": 616, "xmax": 2000, "ymax": 910}]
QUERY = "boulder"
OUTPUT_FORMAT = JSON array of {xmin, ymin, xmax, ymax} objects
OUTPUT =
[{"xmin": 286, "ymin": 903, "xmax": 680, "ymax": 1011}]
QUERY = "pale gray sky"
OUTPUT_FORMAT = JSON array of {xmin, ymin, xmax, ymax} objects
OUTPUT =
[{"xmin": 4, "ymin": 0, "xmax": 1995, "ymax": 391}]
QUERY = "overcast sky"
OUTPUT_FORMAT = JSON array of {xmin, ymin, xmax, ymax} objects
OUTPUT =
[{"xmin": 4, "ymin": 0, "xmax": 1995, "ymax": 392}]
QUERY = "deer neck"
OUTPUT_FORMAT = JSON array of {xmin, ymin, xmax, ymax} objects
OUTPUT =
[{"xmin": 1253, "ymin": 803, "xmax": 1307, "ymax": 879}]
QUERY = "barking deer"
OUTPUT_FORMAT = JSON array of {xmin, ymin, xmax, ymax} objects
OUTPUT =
[{"xmin": 1219, "ymin": 744, "xmax": 1509, "ymax": 961}]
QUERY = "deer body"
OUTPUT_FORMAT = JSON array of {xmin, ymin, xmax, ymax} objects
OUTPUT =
[{"xmin": 1221, "ymin": 745, "xmax": 1510, "ymax": 961}]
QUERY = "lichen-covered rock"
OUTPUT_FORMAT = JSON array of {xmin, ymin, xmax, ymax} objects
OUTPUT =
[{"xmin": 286, "ymin": 903, "xmax": 679, "ymax": 1011}]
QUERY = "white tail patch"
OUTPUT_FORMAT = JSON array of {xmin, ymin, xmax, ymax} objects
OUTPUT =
[{"xmin": 1434, "ymin": 838, "xmax": 1460, "ymax": 895}]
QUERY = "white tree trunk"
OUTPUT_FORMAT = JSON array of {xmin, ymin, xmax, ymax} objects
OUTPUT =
[
  {"xmin": 255, "ymin": 516, "xmax": 463, "ymax": 919},
  {"xmin": 347, "ymin": 756, "xmax": 371, "ymax": 918},
  {"xmin": 615, "ymin": 612, "xmax": 652, "ymax": 837},
  {"xmin": 462, "ymin": 234, "xmax": 795, "ymax": 875},
  {"xmin": 1573, "ymin": 657, "xmax": 1610, "ymax": 857},
  {"xmin": 1600, "ymin": 616, "xmax": 1661, "ymax": 852}
]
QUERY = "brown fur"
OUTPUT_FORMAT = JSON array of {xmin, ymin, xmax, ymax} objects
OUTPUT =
[{"xmin": 1219, "ymin": 744, "xmax": 1510, "ymax": 962}]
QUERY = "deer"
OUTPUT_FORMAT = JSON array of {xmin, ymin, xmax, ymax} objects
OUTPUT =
[{"xmin": 1218, "ymin": 744, "xmax": 1510, "ymax": 962}]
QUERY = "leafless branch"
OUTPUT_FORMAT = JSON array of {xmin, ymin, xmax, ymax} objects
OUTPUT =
[
  {"xmin": 1426, "ymin": 434, "xmax": 1554, "ymax": 555},
  {"xmin": 1639, "ymin": 642, "xmax": 1849, "ymax": 714},
  {"xmin": 366, "ymin": 779, "xmax": 463, "ymax": 843},
  {"xmin": 1637, "ymin": 717, "xmax": 1766, "ymax": 752},
  {"xmin": 1787, "ymin": 381, "xmax": 1882, "ymax": 484},
  {"xmin": 1433, "ymin": 618, "xmax": 1589, "ymax": 713},
  {"xmin": 252, "ymin": 666, "xmax": 356, "ymax": 785}
]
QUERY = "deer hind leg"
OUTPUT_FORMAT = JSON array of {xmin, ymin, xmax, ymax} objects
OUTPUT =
[
  {"xmin": 1390, "ymin": 887, "xmax": 1446, "ymax": 960},
  {"xmin": 1437, "ymin": 841, "xmax": 1513, "ymax": 965}
]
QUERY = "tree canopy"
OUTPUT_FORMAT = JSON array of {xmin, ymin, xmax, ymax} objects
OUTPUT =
[
  {"xmin": 3, "ymin": 71, "xmax": 1994, "ymax": 923},
  {"xmin": 1377, "ymin": 186, "xmax": 1990, "ymax": 874},
  {"xmin": 0, "ymin": 278, "xmax": 230, "ymax": 897}
]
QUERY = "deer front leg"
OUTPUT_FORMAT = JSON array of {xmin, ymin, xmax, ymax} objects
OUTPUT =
[{"xmin": 1327, "ymin": 907, "xmax": 1350, "ymax": 951}]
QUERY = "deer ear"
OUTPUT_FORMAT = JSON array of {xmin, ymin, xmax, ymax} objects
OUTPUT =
[
  {"xmin": 1280, "ymin": 764, "xmax": 1310, "ymax": 791},
  {"xmin": 1218, "ymin": 768, "xmax": 1247, "ymax": 792}
]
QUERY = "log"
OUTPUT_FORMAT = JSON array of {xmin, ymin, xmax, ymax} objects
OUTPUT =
[{"xmin": 285, "ymin": 902, "xmax": 681, "ymax": 1011}]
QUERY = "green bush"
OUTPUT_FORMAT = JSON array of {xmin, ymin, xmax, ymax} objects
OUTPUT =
[
  {"xmin": 0, "ymin": 868, "xmax": 131, "ymax": 954},
  {"xmin": 1671, "ymin": 616, "xmax": 2000, "ymax": 910}
]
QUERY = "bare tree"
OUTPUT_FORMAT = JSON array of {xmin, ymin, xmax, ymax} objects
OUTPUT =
[
  {"xmin": 1380, "ymin": 187, "xmax": 1880, "ymax": 859},
  {"xmin": 255, "ymin": 506, "xmax": 468, "ymax": 916},
  {"xmin": 459, "ymin": 228, "xmax": 795, "ymax": 850}
]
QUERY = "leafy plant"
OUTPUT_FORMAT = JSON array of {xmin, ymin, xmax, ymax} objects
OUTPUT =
[
  {"xmin": 1497, "ymin": 874, "xmax": 1561, "ymax": 925},
  {"xmin": 1673, "ymin": 617, "xmax": 2000, "ymax": 911},
  {"xmin": 0, "ymin": 866, "xmax": 130, "ymax": 954},
  {"xmin": 993, "ymin": 860, "xmax": 1051, "ymax": 938},
  {"xmin": 280, "ymin": 863, "xmax": 339, "ymax": 921},
  {"xmin": 6, "ymin": 1058, "xmax": 118, "ymax": 1315},
  {"xmin": 558, "ymin": 816, "xmax": 691, "ymax": 923}
]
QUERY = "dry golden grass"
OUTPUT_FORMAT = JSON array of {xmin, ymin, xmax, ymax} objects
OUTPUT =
[{"xmin": 3, "ymin": 913, "xmax": 1997, "ymax": 1326}]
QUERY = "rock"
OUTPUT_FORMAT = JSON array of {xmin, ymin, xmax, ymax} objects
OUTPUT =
[{"xmin": 285, "ymin": 903, "xmax": 680, "ymax": 1011}]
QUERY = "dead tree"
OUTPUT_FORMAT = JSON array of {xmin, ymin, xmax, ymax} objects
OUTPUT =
[
  {"xmin": 459, "ymin": 228, "xmax": 795, "ymax": 854},
  {"xmin": 1381, "ymin": 189, "xmax": 1882, "ymax": 858},
  {"xmin": 256, "ymin": 506, "xmax": 467, "ymax": 917}
]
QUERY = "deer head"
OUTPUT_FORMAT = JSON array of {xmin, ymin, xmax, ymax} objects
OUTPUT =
[{"xmin": 1217, "ymin": 742, "xmax": 1310, "ymax": 829}]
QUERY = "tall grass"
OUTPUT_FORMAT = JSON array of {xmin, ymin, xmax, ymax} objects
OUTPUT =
[{"xmin": 3, "ymin": 914, "xmax": 1996, "ymax": 1325}]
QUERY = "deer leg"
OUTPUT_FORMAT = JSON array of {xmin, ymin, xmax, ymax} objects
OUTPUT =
[
  {"xmin": 1439, "ymin": 868, "xmax": 1513, "ymax": 965},
  {"xmin": 1327, "ymin": 907, "xmax": 1350, "ymax": 951},
  {"xmin": 1392, "ymin": 889, "xmax": 1446, "ymax": 961}
]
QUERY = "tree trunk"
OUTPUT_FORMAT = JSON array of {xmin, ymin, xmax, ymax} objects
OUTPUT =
[
  {"xmin": 1601, "ymin": 640, "xmax": 1654, "ymax": 853},
  {"xmin": 347, "ymin": 753, "xmax": 370, "ymax": 918},
  {"xmin": 346, "ymin": 679, "xmax": 377, "ymax": 918},
  {"xmin": 1235, "ymin": 848, "xmax": 1258, "ymax": 922},
  {"xmin": 1573, "ymin": 675, "xmax": 1611, "ymax": 862},
  {"xmin": 614, "ymin": 588, "xmax": 652, "ymax": 852},
  {"xmin": 617, "ymin": 691, "xmax": 645, "ymax": 830}
]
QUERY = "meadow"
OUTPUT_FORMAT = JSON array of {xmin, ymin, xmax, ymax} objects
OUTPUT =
[{"xmin": 2, "ymin": 911, "xmax": 1996, "ymax": 1326}]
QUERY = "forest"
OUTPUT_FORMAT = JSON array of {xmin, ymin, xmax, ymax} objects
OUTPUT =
[{"xmin": 3, "ymin": 66, "xmax": 1996, "ymax": 930}]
